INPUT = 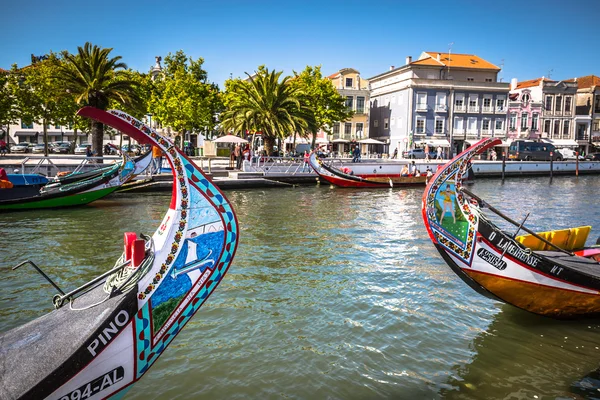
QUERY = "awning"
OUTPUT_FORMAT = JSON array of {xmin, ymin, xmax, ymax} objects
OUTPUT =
[
  {"xmin": 416, "ymin": 139, "xmax": 451, "ymax": 148},
  {"xmin": 496, "ymin": 140, "xmax": 512, "ymax": 147},
  {"xmin": 332, "ymin": 138, "xmax": 349, "ymax": 143},
  {"xmin": 14, "ymin": 131, "xmax": 38, "ymax": 136},
  {"xmin": 548, "ymin": 139, "xmax": 580, "ymax": 147}
]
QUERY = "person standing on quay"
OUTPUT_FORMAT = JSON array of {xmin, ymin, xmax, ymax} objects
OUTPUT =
[
  {"xmin": 436, "ymin": 146, "xmax": 443, "ymax": 160},
  {"xmin": 424, "ymin": 143, "xmax": 430, "ymax": 161},
  {"xmin": 152, "ymin": 145, "xmax": 163, "ymax": 174},
  {"xmin": 234, "ymin": 144, "xmax": 242, "ymax": 169}
]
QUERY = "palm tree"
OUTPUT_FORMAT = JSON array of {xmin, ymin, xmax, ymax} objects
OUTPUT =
[
  {"xmin": 221, "ymin": 68, "xmax": 316, "ymax": 156},
  {"xmin": 56, "ymin": 42, "xmax": 141, "ymax": 157}
]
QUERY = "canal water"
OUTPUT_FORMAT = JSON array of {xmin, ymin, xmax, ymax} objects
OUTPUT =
[{"xmin": 1, "ymin": 176, "xmax": 599, "ymax": 399}]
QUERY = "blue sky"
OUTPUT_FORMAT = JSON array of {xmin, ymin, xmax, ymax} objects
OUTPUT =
[{"xmin": 2, "ymin": 0, "xmax": 599, "ymax": 88}]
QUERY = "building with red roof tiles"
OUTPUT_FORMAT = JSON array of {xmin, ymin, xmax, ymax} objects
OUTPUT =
[
  {"xmin": 367, "ymin": 52, "xmax": 509, "ymax": 158},
  {"xmin": 508, "ymin": 77, "xmax": 580, "ymax": 149}
]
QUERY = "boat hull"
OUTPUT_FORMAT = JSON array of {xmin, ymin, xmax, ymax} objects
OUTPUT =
[
  {"xmin": 0, "ymin": 186, "xmax": 118, "ymax": 210},
  {"xmin": 421, "ymin": 138, "xmax": 600, "ymax": 318}
]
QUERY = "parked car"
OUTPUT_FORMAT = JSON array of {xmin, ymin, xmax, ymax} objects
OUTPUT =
[
  {"xmin": 75, "ymin": 143, "xmax": 90, "ymax": 155},
  {"xmin": 51, "ymin": 142, "xmax": 72, "ymax": 154},
  {"xmin": 11, "ymin": 142, "xmax": 32, "ymax": 153},
  {"xmin": 585, "ymin": 153, "xmax": 600, "ymax": 161},
  {"xmin": 402, "ymin": 148, "xmax": 434, "ymax": 159},
  {"xmin": 556, "ymin": 148, "xmax": 584, "ymax": 160},
  {"xmin": 508, "ymin": 140, "xmax": 563, "ymax": 161},
  {"xmin": 32, "ymin": 144, "xmax": 46, "ymax": 154}
]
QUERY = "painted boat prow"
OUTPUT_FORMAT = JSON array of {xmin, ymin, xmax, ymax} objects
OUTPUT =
[{"xmin": 0, "ymin": 107, "xmax": 239, "ymax": 399}]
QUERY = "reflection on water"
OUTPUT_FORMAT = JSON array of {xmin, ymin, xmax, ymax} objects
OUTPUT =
[{"xmin": 0, "ymin": 177, "xmax": 599, "ymax": 399}]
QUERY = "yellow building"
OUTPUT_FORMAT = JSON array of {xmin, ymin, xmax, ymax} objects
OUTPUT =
[{"xmin": 323, "ymin": 68, "xmax": 370, "ymax": 154}]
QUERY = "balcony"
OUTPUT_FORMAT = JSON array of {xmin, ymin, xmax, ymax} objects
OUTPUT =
[
  {"xmin": 493, "ymin": 130, "xmax": 506, "ymax": 137},
  {"xmin": 495, "ymin": 106, "xmax": 507, "ymax": 113},
  {"xmin": 355, "ymin": 108, "xmax": 365, "ymax": 115},
  {"xmin": 482, "ymin": 106, "xmax": 494, "ymax": 113},
  {"xmin": 435, "ymin": 104, "xmax": 447, "ymax": 112},
  {"xmin": 468, "ymin": 106, "xmax": 480, "ymax": 113},
  {"xmin": 466, "ymin": 130, "xmax": 479, "ymax": 138},
  {"xmin": 454, "ymin": 128, "xmax": 465, "ymax": 134},
  {"xmin": 416, "ymin": 103, "xmax": 428, "ymax": 112},
  {"xmin": 455, "ymin": 105, "xmax": 466, "ymax": 113},
  {"xmin": 531, "ymin": 102, "xmax": 543, "ymax": 109},
  {"xmin": 481, "ymin": 130, "xmax": 493, "ymax": 137},
  {"xmin": 577, "ymin": 133, "xmax": 590, "ymax": 141}
]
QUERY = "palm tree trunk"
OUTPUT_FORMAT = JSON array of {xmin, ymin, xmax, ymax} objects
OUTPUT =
[
  {"xmin": 43, "ymin": 118, "xmax": 48, "ymax": 157},
  {"xmin": 92, "ymin": 120, "xmax": 104, "ymax": 163},
  {"xmin": 264, "ymin": 136, "xmax": 275, "ymax": 156}
]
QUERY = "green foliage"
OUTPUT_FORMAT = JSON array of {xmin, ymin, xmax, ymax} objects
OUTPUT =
[
  {"xmin": 220, "ymin": 67, "xmax": 316, "ymax": 155},
  {"xmin": 55, "ymin": 42, "xmax": 141, "ymax": 156},
  {"xmin": 149, "ymin": 50, "xmax": 221, "ymax": 144},
  {"xmin": 0, "ymin": 69, "xmax": 18, "ymax": 137},
  {"xmin": 291, "ymin": 65, "xmax": 353, "ymax": 147}
]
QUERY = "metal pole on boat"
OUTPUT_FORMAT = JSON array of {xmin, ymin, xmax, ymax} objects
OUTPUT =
[
  {"xmin": 576, "ymin": 151, "xmax": 579, "ymax": 177},
  {"xmin": 550, "ymin": 152, "xmax": 554, "ymax": 181}
]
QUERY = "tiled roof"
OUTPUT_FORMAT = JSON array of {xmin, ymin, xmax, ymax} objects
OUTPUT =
[
  {"xmin": 514, "ymin": 77, "xmax": 554, "ymax": 89},
  {"xmin": 328, "ymin": 72, "xmax": 340, "ymax": 79},
  {"xmin": 413, "ymin": 52, "xmax": 501, "ymax": 70},
  {"xmin": 569, "ymin": 75, "xmax": 600, "ymax": 89}
]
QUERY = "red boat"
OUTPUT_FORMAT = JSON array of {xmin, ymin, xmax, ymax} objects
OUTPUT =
[{"xmin": 308, "ymin": 152, "xmax": 428, "ymax": 188}]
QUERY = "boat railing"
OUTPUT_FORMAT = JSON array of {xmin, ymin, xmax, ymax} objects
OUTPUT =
[{"xmin": 244, "ymin": 156, "xmax": 314, "ymax": 175}]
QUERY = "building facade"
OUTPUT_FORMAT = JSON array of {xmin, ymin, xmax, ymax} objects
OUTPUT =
[
  {"xmin": 368, "ymin": 52, "xmax": 509, "ymax": 157},
  {"xmin": 6, "ymin": 120, "xmax": 84, "ymax": 145},
  {"xmin": 325, "ymin": 68, "xmax": 370, "ymax": 145},
  {"xmin": 508, "ymin": 77, "xmax": 578, "ymax": 148},
  {"xmin": 570, "ymin": 75, "xmax": 600, "ymax": 151}
]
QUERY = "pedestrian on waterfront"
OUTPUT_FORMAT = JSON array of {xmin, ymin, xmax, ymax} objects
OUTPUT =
[
  {"xmin": 0, "ymin": 139, "xmax": 7, "ymax": 156},
  {"xmin": 436, "ymin": 146, "xmax": 443, "ymax": 160},
  {"xmin": 86, "ymin": 145, "xmax": 94, "ymax": 158},
  {"xmin": 302, "ymin": 150, "xmax": 310, "ymax": 172},
  {"xmin": 234, "ymin": 144, "xmax": 242, "ymax": 169},
  {"xmin": 440, "ymin": 184, "xmax": 456, "ymax": 224},
  {"xmin": 425, "ymin": 144, "xmax": 430, "ymax": 161},
  {"xmin": 352, "ymin": 146, "xmax": 361, "ymax": 163},
  {"xmin": 392, "ymin": 147, "xmax": 398, "ymax": 159},
  {"xmin": 152, "ymin": 145, "xmax": 164, "ymax": 174},
  {"xmin": 243, "ymin": 145, "xmax": 250, "ymax": 162},
  {"xmin": 409, "ymin": 160, "xmax": 417, "ymax": 175}
]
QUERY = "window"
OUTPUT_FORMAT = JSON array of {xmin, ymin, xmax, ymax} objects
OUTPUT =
[
  {"xmin": 482, "ymin": 119, "xmax": 490, "ymax": 131},
  {"xmin": 416, "ymin": 92, "xmax": 427, "ymax": 110},
  {"xmin": 485, "ymin": 78, "xmax": 493, "ymax": 82},
  {"xmin": 383, "ymin": 118, "xmax": 389, "ymax": 129},
  {"xmin": 21, "ymin": 120, "xmax": 33, "ymax": 129},
  {"xmin": 469, "ymin": 95, "xmax": 478, "ymax": 108},
  {"xmin": 563, "ymin": 120, "xmax": 570, "ymax": 136},
  {"xmin": 483, "ymin": 97, "xmax": 492, "ymax": 108},
  {"xmin": 555, "ymin": 96, "xmax": 562, "ymax": 112},
  {"xmin": 54, "ymin": 124, "xmax": 61, "ymax": 129},
  {"xmin": 468, "ymin": 117, "xmax": 478, "ymax": 132},
  {"xmin": 545, "ymin": 96, "xmax": 553, "ymax": 111},
  {"xmin": 521, "ymin": 93, "xmax": 530, "ymax": 105},
  {"xmin": 509, "ymin": 113, "xmax": 517, "ymax": 130},
  {"xmin": 554, "ymin": 120, "xmax": 561, "ymax": 137},
  {"xmin": 467, "ymin": 77, "xmax": 474, "ymax": 82},
  {"xmin": 344, "ymin": 123, "xmax": 352, "ymax": 135},
  {"xmin": 455, "ymin": 94, "xmax": 464, "ymax": 108},
  {"xmin": 454, "ymin": 117, "xmax": 464, "ymax": 132},
  {"xmin": 374, "ymin": 120, "xmax": 379, "ymax": 128},
  {"xmin": 531, "ymin": 113, "xmax": 539, "ymax": 131},
  {"xmin": 435, "ymin": 118, "xmax": 444, "ymax": 134},
  {"xmin": 521, "ymin": 113, "xmax": 528, "ymax": 130},
  {"xmin": 565, "ymin": 97, "xmax": 572, "ymax": 113},
  {"xmin": 345, "ymin": 96, "xmax": 353, "ymax": 110},
  {"xmin": 356, "ymin": 96, "xmax": 365, "ymax": 113},
  {"xmin": 595, "ymin": 95, "xmax": 600, "ymax": 113},
  {"xmin": 495, "ymin": 119, "xmax": 503, "ymax": 130},
  {"xmin": 356, "ymin": 123, "xmax": 364, "ymax": 137},
  {"xmin": 345, "ymin": 78, "xmax": 353, "ymax": 87},
  {"xmin": 416, "ymin": 118, "xmax": 425, "ymax": 133},
  {"xmin": 496, "ymin": 97, "xmax": 505, "ymax": 111},
  {"xmin": 544, "ymin": 120, "xmax": 551, "ymax": 134},
  {"xmin": 436, "ymin": 92, "xmax": 447, "ymax": 109},
  {"xmin": 333, "ymin": 123, "xmax": 340, "ymax": 134}
]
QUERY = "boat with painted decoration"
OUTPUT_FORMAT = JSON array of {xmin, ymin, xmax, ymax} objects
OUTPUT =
[
  {"xmin": 0, "ymin": 107, "xmax": 238, "ymax": 400},
  {"xmin": 422, "ymin": 137, "xmax": 600, "ymax": 318},
  {"xmin": 308, "ymin": 152, "xmax": 428, "ymax": 188}
]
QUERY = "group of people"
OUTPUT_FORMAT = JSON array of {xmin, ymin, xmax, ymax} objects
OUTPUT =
[
  {"xmin": 424, "ymin": 144, "xmax": 444, "ymax": 161},
  {"xmin": 400, "ymin": 161, "xmax": 434, "ymax": 178},
  {"xmin": 231, "ymin": 143, "xmax": 252, "ymax": 170}
]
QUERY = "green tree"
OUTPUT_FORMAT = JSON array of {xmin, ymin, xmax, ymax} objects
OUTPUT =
[
  {"xmin": 220, "ymin": 67, "xmax": 316, "ymax": 156},
  {"xmin": 13, "ymin": 54, "xmax": 77, "ymax": 156},
  {"xmin": 291, "ymin": 65, "xmax": 353, "ymax": 149},
  {"xmin": 149, "ymin": 50, "xmax": 221, "ymax": 149},
  {"xmin": 0, "ymin": 69, "xmax": 18, "ymax": 143},
  {"xmin": 55, "ymin": 42, "xmax": 141, "ymax": 158}
]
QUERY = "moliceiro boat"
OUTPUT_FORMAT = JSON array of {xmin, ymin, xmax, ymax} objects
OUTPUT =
[
  {"xmin": 308, "ymin": 152, "xmax": 429, "ymax": 188},
  {"xmin": 0, "ymin": 107, "xmax": 239, "ymax": 400},
  {"xmin": 0, "ymin": 151, "xmax": 151, "ymax": 211},
  {"xmin": 422, "ymin": 137, "xmax": 600, "ymax": 318}
]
